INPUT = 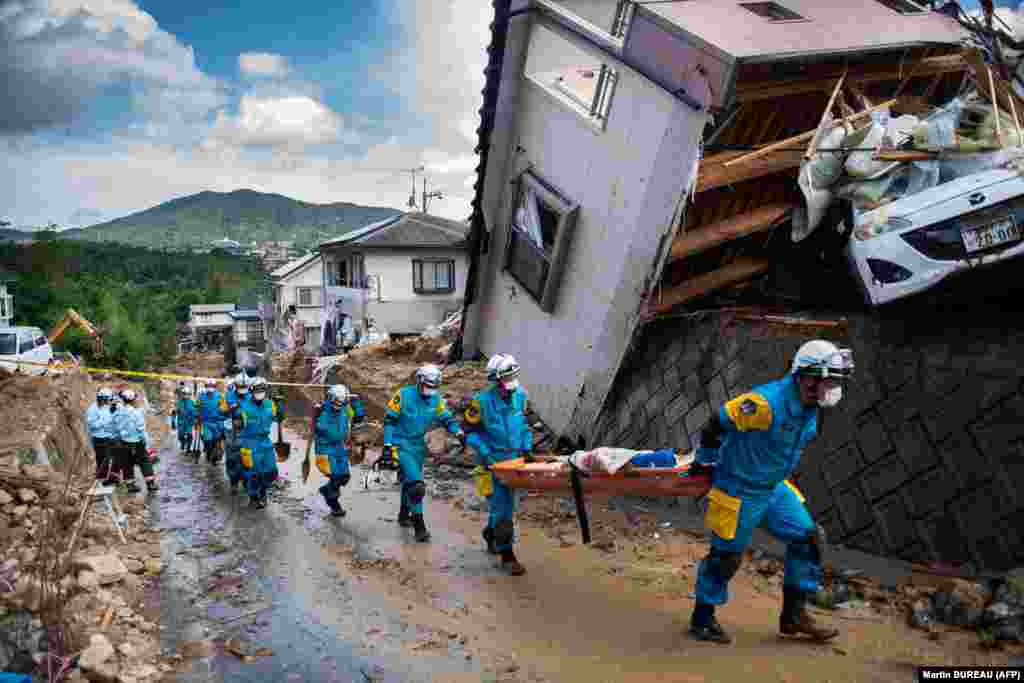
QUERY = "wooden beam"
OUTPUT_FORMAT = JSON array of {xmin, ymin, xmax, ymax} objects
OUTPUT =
[
  {"xmin": 653, "ymin": 257, "xmax": 771, "ymax": 314},
  {"xmin": 736, "ymin": 54, "xmax": 967, "ymax": 103},
  {"xmin": 874, "ymin": 151, "xmax": 937, "ymax": 161},
  {"xmin": 987, "ymin": 66, "xmax": 1003, "ymax": 145},
  {"xmin": 724, "ymin": 99, "xmax": 898, "ymax": 168},
  {"xmin": 892, "ymin": 48, "xmax": 934, "ymax": 100},
  {"xmin": 669, "ymin": 203, "xmax": 793, "ymax": 263},
  {"xmin": 963, "ymin": 48, "xmax": 1024, "ymax": 117},
  {"xmin": 806, "ymin": 69, "xmax": 847, "ymax": 160},
  {"xmin": 751, "ymin": 108, "xmax": 780, "ymax": 146},
  {"xmin": 697, "ymin": 151, "xmax": 804, "ymax": 193}
]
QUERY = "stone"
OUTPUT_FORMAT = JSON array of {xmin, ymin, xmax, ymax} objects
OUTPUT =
[
  {"xmin": 16, "ymin": 488, "xmax": 37, "ymax": 504},
  {"xmin": 120, "ymin": 573, "xmax": 141, "ymax": 592},
  {"xmin": 122, "ymin": 559, "xmax": 143, "ymax": 574},
  {"xmin": 0, "ymin": 489, "xmax": 13, "ymax": 505},
  {"xmin": 10, "ymin": 505, "xmax": 27, "ymax": 518},
  {"xmin": 908, "ymin": 598, "xmax": 934, "ymax": 630},
  {"xmin": 0, "ymin": 608, "xmax": 47, "ymax": 673},
  {"xmin": 83, "ymin": 659, "xmax": 119, "ymax": 683},
  {"xmin": 75, "ymin": 556, "xmax": 127, "ymax": 586},
  {"xmin": 143, "ymin": 558, "xmax": 162, "ymax": 574},
  {"xmin": 76, "ymin": 570, "xmax": 99, "ymax": 590},
  {"xmin": 79, "ymin": 634, "xmax": 115, "ymax": 672},
  {"xmin": 117, "ymin": 643, "xmax": 135, "ymax": 657}
]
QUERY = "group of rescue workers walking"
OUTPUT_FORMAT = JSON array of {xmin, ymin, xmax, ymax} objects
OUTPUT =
[
  {"xmin": 84, "ymin": 387, "xmax": 158, "ymax": 493},
  {"xmin": 82, "ymin": 336, "xmax": 855, "ymax": 642}
]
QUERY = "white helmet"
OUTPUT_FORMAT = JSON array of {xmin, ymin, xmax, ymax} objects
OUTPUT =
[
  {"xmin": 120, "ymin": 389, "xmax": 137, "ymax": 403},
  {"xmin": 486, "ymin": 354, "xmax": 507, "ymax": 382},
  {"xmin": 235, "ymin": 374, "xmax": 251, "ymax": 394},
  {"xmin": 205, "ymin": 380, "xmax": 217, "ymax": 391},
  {"xmin": 250, "ymin": 377, "xmax": 269, "ymax": 396},
  {"xmin": 328, "ymin": 384, "xmax": 350, "ymax": 406},
  {"xmin": 181, "ymin": 385, "xmax": 193, "ymax": 397},
  {"xmin": 791, "ymin": 340, "xmax": 854, "ymax": 379},
  {"xmin": 97, "ymin": 388, "xmax": 113, "ymax": 402},
  {"xmin": 494, "ymin": 355, "xmax": 521, "ymax": 382},
  {"xmin": 415, "ymin": 364, "xmax": 442, "ymax": 389}
]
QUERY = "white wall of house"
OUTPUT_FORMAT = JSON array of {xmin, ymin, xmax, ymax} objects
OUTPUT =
[
  {"xmin": 464, "ymin": 12, "xmax": 707, "ymax": 436},
  {"xmin": 548, "ymin": 0, "xmax": 621, "ymax": 34},
  {"xmin": 189, "ymin": 311, "xmax": 234, "ymax": 330},
  {"xmin": 273, "ymin": 258, "xmax": 324, "ymax": 330}
]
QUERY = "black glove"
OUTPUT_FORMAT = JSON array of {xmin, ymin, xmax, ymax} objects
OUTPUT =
[
  {"xmin": 455, "ymin": 431, "xmax": 466, "ymax": 447},
  {"xmin": 688, "ymin": 462, "xmax": 714, "ymax": 477}
]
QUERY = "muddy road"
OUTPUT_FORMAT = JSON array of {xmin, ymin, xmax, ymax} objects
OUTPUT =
[{"xmin": 155, "ymin": 407, "xmax": 1023, "ymax": 682}]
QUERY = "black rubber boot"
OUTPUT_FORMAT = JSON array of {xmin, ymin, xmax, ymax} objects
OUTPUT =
[
  {"xmin": 689, "ymin": 602, "xmax": 732, "ymax": 644},
  {"xmin": 146, "ymin": 480, "xmax": 159, "ymax": 492},
  {"xmin": 412, "ymin": 513, "xmax": 431, "ymax": 542},
  {"xmin": 780, "ymin": 589, "xmax": 839, "ymax": 641},
  {"xmin": 500, "ymin": 549, "xmax": 526, "ymax": 576},
  {"xmin": 125, "ymin": 482, "xmax": 141, "ymax": 494},
  {"xmin": 482, "ymin": 527, "xmax": 498, "ymax": 555},
  {"xmin": 397, "ymin": 505, "xmax": 412, "ymax": 528}
]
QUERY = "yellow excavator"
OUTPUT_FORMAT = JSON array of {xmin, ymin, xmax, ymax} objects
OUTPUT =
[{"xmin": 48, "ymin": 308, "xmax": 104, "ymax": 356}]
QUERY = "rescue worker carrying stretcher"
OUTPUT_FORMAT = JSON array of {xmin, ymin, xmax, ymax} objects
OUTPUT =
[
  {"xmin": 687, "ymin": 339, "xmax": 853, "ymax": 645},
  {"xmin": 383, "ymin": 364, "xmax": 466, "ymax": 542},
  {"xmin": 239, "ymin": 377, "xmax": 284, "ymax": 509},
  {"xmin": 86, "ymin": 388, "xmax": 118, "ymax": 483},
  {"xmin": 314, "ymin": 384, "xmax": 366, "ymax": 517},
  {"xmin": 198, "ymin": 380, "xmax": 225, "ymax": 464},
  {"xmin": 464, "ymin": 354, "xmax": 533, "ymax": 576},
  {"xmin": 174, "ymin": 385, "xmax": 198, "ymax": 454}
]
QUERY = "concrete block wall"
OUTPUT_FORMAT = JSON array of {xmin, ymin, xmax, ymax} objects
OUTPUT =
[{"xmin": 593, "ymin": 310, "xmax": 1024, "ymax": 572}]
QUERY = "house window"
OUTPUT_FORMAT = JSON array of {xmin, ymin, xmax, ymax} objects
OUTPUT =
[
  {"xmin": 526, "ymin": 25, "xmax": 619, "ymax": 128},
  {"xmin": 611, "ymin": 0, "xmax": 635, "ymax": 39},
  {"xmin": 297, "ymin": 287, "xmax": 319, "ymax": 307},
  {"xmin": 874, "ymin": 0, "xmax": 926, "ymax": 14},
  {"xmin": 413, "ymin": 259, "xmax": 455, "ymax": 294},
  {"xmin": 327, "ymin": 254, "xmax": 367, "ymax": 288},
  {"xmin": 739, "ymin": 2, "xmax": 807, "ymax": 22},
  {"xmin": 503, "ymin": 171, "xmax": 579, "ymax": 313}
]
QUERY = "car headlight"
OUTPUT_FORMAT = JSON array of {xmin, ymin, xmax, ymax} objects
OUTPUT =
[
  {"xmin": 866, "ymin": 258, "xmax": 913, "ymax": 284},
  {"xmin": 853, "ymin": 216, "xmax": 914, "ymax": 241}
]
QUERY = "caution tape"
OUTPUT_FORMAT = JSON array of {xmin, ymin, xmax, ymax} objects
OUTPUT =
[{"xmin": 3, "ymin": 358, "xmax": 335, "ymax": 389}]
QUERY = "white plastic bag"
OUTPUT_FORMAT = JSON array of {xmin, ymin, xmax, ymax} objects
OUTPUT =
[
  {"xmin": 792, "ymin": 163, "xmax": 834, "ymax": 242},
  {"xmin": 845, "ymin": 117, "xmax": 896, "ymax": 179}
]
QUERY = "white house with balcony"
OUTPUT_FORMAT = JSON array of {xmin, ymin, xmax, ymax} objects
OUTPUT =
[
  {"xmin": 317, "ymin": 213, "xmax": 470, "ymax": 337},
  {"xmin": 458, "ymin": 0, "xmax": 964, "ymax": 440},
  {"xmin": 188, "ymin": 303, "xmax": 236, "ymax": 342},
  {"xmin": 270, "ymin": 252, "xmax": 325, "ymax": 349}
]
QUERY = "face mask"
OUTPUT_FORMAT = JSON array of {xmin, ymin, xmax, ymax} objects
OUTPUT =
[
  {"xmin": 818, "ymin": 386, "xmax": 842, "ymax": 408},
  {"xmin": 254, "ymin": 392, "xmax": 267, "ymax": 402},
  {"xmin": 500, "ymin": 379, "xmax": 520, "ymax": 392}
]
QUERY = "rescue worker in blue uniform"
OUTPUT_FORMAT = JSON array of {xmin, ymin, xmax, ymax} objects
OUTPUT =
[
  {"xmin": 173, "ymin": 385, "xmax": 198, "ymax": 454},
  {"xmin": 239, "ymin": 377, "xmax": 284, "ymax": 509},
  {"xmin": 114, "ymin": 388, "xmax": 158, "ymax": 494},
  {"xmin": 198, "ymin": 380, "xmax": 224, "ymax": 464},
  {"xmin": 464, "ymin": 355, "xmax": 533, "ymax": 576},
  {"xmin": 219, "ymin": 375, "xmax": 250, "ymax": 494},
  {"xmin": 383, "ymin": 364, "xmax": 466, "ymax": 542},
  {"xmin": 688, "ymin": 339, "xmax": 854, "ymax": 644},
  {"xmin": 86, "ymin": 388, "xmax": 118, "ymax": 483},
  {"xmin": 314, "ymin": 384, "xmax": 366, "ymax": 517}
]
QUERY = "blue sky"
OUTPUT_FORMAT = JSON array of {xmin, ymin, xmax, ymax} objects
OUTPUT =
[{"xmin": 0, "ymin": 0, "xmax": 491, "ymax": 228}]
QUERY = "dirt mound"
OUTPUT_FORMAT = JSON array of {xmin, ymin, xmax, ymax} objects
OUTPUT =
[{"xmin": 0, "ymin": 372, "xmax": 92, "ymax": 460}]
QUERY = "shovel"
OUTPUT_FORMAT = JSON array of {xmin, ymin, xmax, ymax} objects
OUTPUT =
[
  {"xmin": 301, "ymin": 405, "xmax": 321, "ymax": 484},
  {"xmin": 275, "ymin": 420, "xmax": 291, "ymax": 463}
]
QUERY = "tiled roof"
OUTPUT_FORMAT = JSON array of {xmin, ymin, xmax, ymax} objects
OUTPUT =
[
  {"xmin": 270, "ymin": 253, "xmax": 320, "ymax": 279},
  {"xmin": 190, "ymin": 304, "xmax": 236, "ymax": 313},
  {"xmin": 319, "ymin": 213, "xmax": 468, "ymax": 250}
]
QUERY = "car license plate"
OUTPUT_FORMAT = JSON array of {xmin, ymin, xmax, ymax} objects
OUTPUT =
[{"xmin": 962, "ymin": 216, "xmax": 1021, "ymax": 253}]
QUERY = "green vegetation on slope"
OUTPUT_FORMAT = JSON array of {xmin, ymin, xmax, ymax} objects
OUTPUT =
[
  {"xmin": 74, "ymin": 189, "xmax": 400, "ymax": 251},
  {"xmin": 0, "ymin": 236, "xmax": 266, "ymax": 371}
]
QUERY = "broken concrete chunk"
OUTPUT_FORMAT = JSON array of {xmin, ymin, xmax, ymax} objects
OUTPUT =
[
  {"xmin": 122, "ymin": 559, "xmax": 143, "ymax": 574},
  {"xmin": 0, "ymin": 489, "xmax": 13, "ymax": 505},
  {"xmin": 16, "ymin": 488, "xmax": 37, "ymax": 504},
  {"xmin": 79, "ymin": 633, "xmax": 115, "ymax": 671},
  {"xmin": 75, "ymin": 556, "xmax": 127, "ymax": 586},
  {"xmin": 77, "ymin": 570, "xmax": 100, "ymax": 591},
  {"xmin": 10, "ymin": 505, "xmax": 28, "ymax": 518}
]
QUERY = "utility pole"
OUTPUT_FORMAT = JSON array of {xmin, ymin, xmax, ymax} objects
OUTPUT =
[{"xmin": 422, "ymin": 177, "xmax": 443, "ymax": 215}]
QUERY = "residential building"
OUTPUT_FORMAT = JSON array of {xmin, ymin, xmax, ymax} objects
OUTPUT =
[
  {"xmin": 317, "ymin": 212, "xmax": 469, "ymax": 336},
  {"xmin": 270, "ymin": 252, "xmax": 324, "ymax": 349},
  {"xmin": 211, "ymin": 237, "xmax": 244, "ymax": 255},
  {"xmin": 453, "ymin": 1, "xmax": 1024, "ymax": 569},
  {"xmin": 0, "ymin": 273, "xmax": 13, "ymax": 327},
  {"xmin": 188, "ymin": 304, "xmax": 235, "ymax": 340},
  {"xmin": 228, "ymin": 309, "xmax": 266, "ymax": 350}
]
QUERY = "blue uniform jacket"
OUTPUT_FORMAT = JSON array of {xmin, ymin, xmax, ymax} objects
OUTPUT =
[
  {"xmin": 383, "ymin": 385, "xmax": 461, "ymax": 457},
  {"xmin": 114, "ymin": 405, "xmax": 149, "ymax": 447},
  {"xmin": 696, "ymin": 374, "xmax": 817, "ymax": 498},
  {"xmin": 238, "ymin": 398, "xmax": 281, "ymax": 444},
  {"xmin": 198, "ymin": 391, "xmax": 223, "ymax": 423},
  {"xmin": 315, "ymin": 400, "xmax": 365, "ymax": 450},
  {"xmin": 176, "ymin": 398, "xmax": 198, "ymax": 425},
  {"xmin": 86, "ymin": 403, "xmax": 116, "ymax": 440},
  {"xmin": 463, "ymin": 386, "xmax": 533, "ymax": 466}
]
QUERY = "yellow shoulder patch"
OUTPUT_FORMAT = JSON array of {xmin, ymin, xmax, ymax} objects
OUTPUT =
[
  {"xmin": 387, "ymin": 392, "xmax": 402, "ymax": 413},
  {"xmin": 464, "ymin": 399, "xmax": 481, "ymax": 425},
  {"xmin": 346, "ymin": 405, "xmax": 354, "ymax": 419},
  {"xmin": 435, "ymin": 398, "xmax": 448, "ymax": 416},
  {"xmin": 724, "ymin": 393, "xmax": 772, "ymax": 432},
  {"xmin": 271, "ymin": 401, "xmax": 278, "ymax": 416},
  {"xmin": 783, "ymin": 479, "xmax": 806, "ymax": 503}
]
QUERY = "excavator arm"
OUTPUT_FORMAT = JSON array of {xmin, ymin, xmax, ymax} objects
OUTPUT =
[{"xmin": 48, "ymin": 308, "xmax": 103, "ymax": 355}]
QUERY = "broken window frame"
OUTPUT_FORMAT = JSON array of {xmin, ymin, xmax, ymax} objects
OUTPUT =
[
  {"xmin": 412, "ymin": 258, "xmax": 456, "ymax": 295},
  {"xmin": 610, "ymin": 0, "xmax": 635, "ymax": 39},
  {"xmin": 503, "ymin": 170, "xmax": 580, "ymax": 314},
  {"xmin": 550, "ymin": 64, "xmax": 619, "ymax": 127},
  {"xmin": 739, "ymin": 2, "xmax": 808, "ymax": 22},
  {"xmin": 873, "ymin": 0, "xmax": 927, "ymax": 14}
]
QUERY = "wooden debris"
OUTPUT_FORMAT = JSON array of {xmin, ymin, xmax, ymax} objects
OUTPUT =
[
  {"xmin": 697, "ymin": 151, "xmax": 804, "ymax": 193},
  {"xmin": 669, "ymin": 203, "xmax": 793, "ymax": 262},
  {"xmin": 805, "ymin": 68, "xmax": 848, "ymax": 160},
  {"xmin": 873, "ymin": 151, "xmax": 937, "ymax": 161},
  {"xmin": 653, "ymin": 257, "xmax": 771, "ymax": 314},
  {"xmin": 892, "ymin": 48, "xmax": 934, "ymax": 100},
  {"xmin": 723, "ymin": 99, "xmax": 898, "ymax": 168}
]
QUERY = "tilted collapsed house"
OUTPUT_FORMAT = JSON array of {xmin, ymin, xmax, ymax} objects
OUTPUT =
[
  {"xmin": 458, "ymin": 0, "xmax": 966, "ymax": 440},
  {"xmin": 453, "ymin": 3, "xmax": 1024, "ymax": 570}
]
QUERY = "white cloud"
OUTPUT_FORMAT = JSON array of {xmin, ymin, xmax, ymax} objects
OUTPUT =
[
  {"xmin": 207, "ymin": 95, "xmax": 355, "ymax": 147},
  {"xmin": 239, "ymin": 52, "xmax": 290, "ymax": 78},
  {"xmin": 0, "ymin": 0, "xmax": 223, "ymax": 134}
]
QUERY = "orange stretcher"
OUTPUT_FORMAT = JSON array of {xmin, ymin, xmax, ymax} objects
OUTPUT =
[{"xmin": 490, "ymin": 454, "xmax": 712, "ymax": 545}]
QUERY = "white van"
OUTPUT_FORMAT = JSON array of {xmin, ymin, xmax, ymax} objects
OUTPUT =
[{"xmin": 0, "ymin": 326, "xmax": 54, "ymax": 375}]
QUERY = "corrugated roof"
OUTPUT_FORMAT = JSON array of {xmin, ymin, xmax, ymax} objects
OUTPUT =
[
  {"xmin": 320, "ymin": 213, "xmax": 468, "ymax": 250},
  {"xmin": 190, "ymin": 304, "xmax": 236, "ymax": 313},
  {"xmin": 229, "ymin": 309, "xmax": 261, "ymax": 320},
  {"xmin": 270, "ymin": 252, "xmax": 320, "ymax": 279}
]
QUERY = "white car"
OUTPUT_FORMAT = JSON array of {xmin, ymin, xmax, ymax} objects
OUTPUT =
[
  {"xmin": 0, "ymin": 326, "xmax": 54, "ymax": 375},
  {"xmin": 847, "ymin": 168, "xmax": 1024, "ymax": 306}
]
